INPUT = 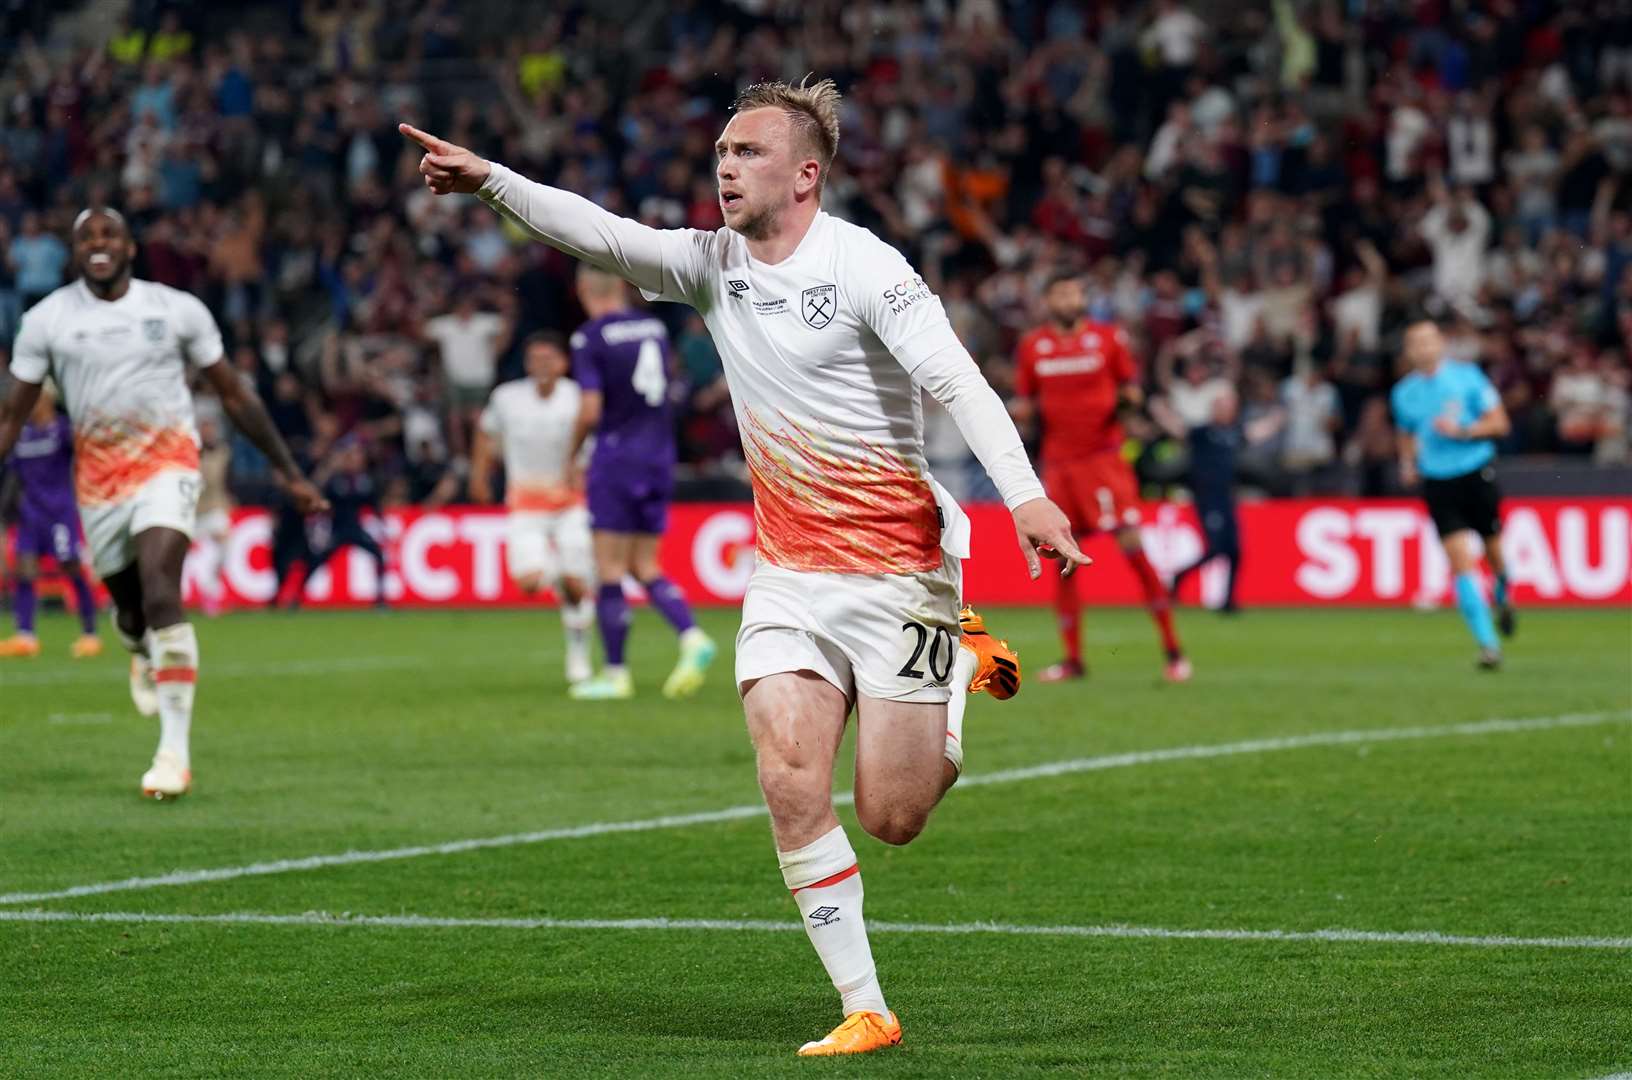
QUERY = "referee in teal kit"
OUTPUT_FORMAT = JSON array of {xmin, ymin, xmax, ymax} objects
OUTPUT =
[{"xmin": 1391, "ymin": 317, "xmax": 1515, "ymax": 669}]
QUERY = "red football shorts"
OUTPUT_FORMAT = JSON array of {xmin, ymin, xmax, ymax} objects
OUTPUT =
[{"xmin": 1043, "ymin": 450, "xmax": 1142, "ymax": 536}]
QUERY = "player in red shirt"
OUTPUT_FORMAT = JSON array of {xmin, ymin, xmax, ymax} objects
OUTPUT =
[{"xmin": 1011, "ymin": 272, "xmax": 1190, "ymax": 683}]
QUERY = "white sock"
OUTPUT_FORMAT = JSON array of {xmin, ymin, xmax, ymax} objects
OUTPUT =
[
  {"xmin": 561, "ymin": 596, "xmax": 594, "ymax": 631},
  {"xmin": 945, "ymin": 646, "xmax": 978, "ymax": 779},
  {"xmin": 150, "ymin": 623, "xmax": 197, "ymax": 766},
  {"xmin": 779, "ymin": 826, "xmax": 888, "ymax": 1018}
]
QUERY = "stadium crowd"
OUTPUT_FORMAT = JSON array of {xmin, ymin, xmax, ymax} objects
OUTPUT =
[{"xmin": 0, "ymin": 0, "xmax": 1629, "ymax": 510}]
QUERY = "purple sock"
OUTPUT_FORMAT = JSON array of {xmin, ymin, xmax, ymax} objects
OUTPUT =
[
  {"xmin": 69, "ymin": 574, "xmax": 98, "ymax": 634},
  {"xmin": 596, "ymin": 582, "xmax": 630, "ymax": 667},
  {"xmin": 643, "ymin": 576, "xmax": 696, "ymax": 634},
  {"xmin": 14, "ymin": 578, "xmax": 36, "ymax": 635}
]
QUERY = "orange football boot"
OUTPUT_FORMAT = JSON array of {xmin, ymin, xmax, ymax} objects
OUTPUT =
[
  {"xmin": 70, "ymin": 634, "xmax": 103, "ymax": 659},
  {"xmin": 0, "ymin": 634, "xmax": 41, "ymax": 658},
  {"xmin": 796, "ymin": 1011, "xmax": 902, "ymax": 1057},
  {"xmin": 958, "ymin": 607, "xmax": 1020, "ymax": 699}
]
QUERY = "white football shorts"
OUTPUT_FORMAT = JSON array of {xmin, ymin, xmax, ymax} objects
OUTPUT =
[
  {"xmin": 82, "ymin": 468, "xmax": 202, "ymax": 579},
  {"xmin": 506, "ymin": 505, "xmax": 593, "ymax": 586},
  {"xmin": 735, "ymin": 548, "xmax": 964, "ymax": 704}
]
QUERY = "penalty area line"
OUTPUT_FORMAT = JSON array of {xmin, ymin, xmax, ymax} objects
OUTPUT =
[
  {"xmin": 1, "ymin": 908, "xmax": 1627, "ymax": 951},
  {"xmin": 1, "ymin": 709, "xmax": 1626, "ymax": 908}
]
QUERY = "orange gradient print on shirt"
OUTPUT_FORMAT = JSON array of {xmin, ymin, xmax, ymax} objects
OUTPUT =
[
  {"xmin": 741, "ymin": 408, "xmax": 941, "ymax": 575},
  {"xmin": 507, "ymin": 484, "xmax": 585, "ymax": 512},
  {"xmin": 73, "ymin": 417, "xmax": 200, "ymax": 507}
]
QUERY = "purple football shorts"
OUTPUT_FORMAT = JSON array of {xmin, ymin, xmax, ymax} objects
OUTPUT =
[
  {"xmin": 586, "ymin": 464, "xmax": 673, "ymax": 536},
  {"xmin": 15, "ymin": 506, "xmax": 80, "ymax": 563}
]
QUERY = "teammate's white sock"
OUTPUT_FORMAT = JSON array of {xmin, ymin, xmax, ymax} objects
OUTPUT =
[
  {"xmin": 561, "ymin": 596, "xmax": 594, "ymax": 646},
  {"xmin": 779, "ymin": 826, "xmax": 887, "ymax": 1018},
  {"xmin": 944, "ymin": 646, "xmax": 979, "ymax": 779},
  {"xmin": 150, "ymin": 623, "xmax": 198, "ymax": 767},
  {"xmin": 562, "ymin": 596, "xmax": 594, "ymax": 630}
]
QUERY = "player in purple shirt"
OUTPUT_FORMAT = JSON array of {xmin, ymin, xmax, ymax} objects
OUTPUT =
[
  {"xmin": 566, "ymin": 266, "xmax": 716, "ymax": 700},
  {"xmin": 1, "ymin": 387, "xmax": 101, "ymax": 657}
]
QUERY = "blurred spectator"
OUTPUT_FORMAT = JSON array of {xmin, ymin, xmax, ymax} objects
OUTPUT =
[
  {"xmin": 10, "ymin": 212, "xmax": 68, "ymax": 307},
  {"xmin": 1550, "ymin": 342, "xmax": 1625, "ymax": 457},
  {"xmin": 1280, "ymin": 364, "xmax": 1342, "ymax": 494},
  {"xmin": 420, "ymin": 289, "xmax": 514, "ymax": 455},
  {"xmin": 1419, "ymin": 178, "xmax": 1492, "ymax": 318},
  {"xmin": 0, "ymin": 217, "xmax": 18, "ymax": 343}
]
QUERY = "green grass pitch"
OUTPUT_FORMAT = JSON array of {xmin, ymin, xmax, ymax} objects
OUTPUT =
[{"xmin": 1, "ymin": 603, "xmax": 1628, "ymax": 1078}]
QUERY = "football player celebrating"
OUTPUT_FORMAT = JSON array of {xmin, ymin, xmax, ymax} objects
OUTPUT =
[
  {"xmin": 1011, "ymin": 271, "xmax": 1190, "ymax": 682},
  {"xmin": 471, "ymin": 331, "xmax": 597, "ymax": 684},
  {"xmin": 401, "ymin": 78, "xmax": 1083, "ymax": 1056},
  {"xmin": 0, "ymin": 208, "xmax": 326, "ymax": 798}
]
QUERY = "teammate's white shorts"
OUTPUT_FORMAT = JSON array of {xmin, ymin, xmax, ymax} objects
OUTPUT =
[
  {"xmin": 506, "ymin": 505, "xmax": 593, "ymax": 586},
  {"xmin": 82, "ymin": 469, "xmax": 201, "ymax": 580},
  {"xmin": 735, "ymin": 550, "xmax": 963, "ymax": 704}
]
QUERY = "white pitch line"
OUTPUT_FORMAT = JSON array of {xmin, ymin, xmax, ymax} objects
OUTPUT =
[
  {"xmin": 47, "ymin": 713, "xmax": 113, "ymax": 725},
  {"xmin": 0, "ymin": 650, "xmax": 543, "ymax": 688},
  {"xmin": 1, "ymin": 908, "xmax": 1626, "ymax": 951},
  {"xmin": 0, "ymin": 654, "xmax": 425, "ymax": 687},
  {"xmin": 955, "ymin": 711, "xmax": 1631, "ymax": 790},
  {"xmin": 1, "ymin": 710, "xmax": 1625, "ymax": 908}
]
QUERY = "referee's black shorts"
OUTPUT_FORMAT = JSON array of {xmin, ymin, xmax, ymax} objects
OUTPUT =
[{"xmin": 1422, "ymin": 464, "xmax": 1502, "ymax": 538}]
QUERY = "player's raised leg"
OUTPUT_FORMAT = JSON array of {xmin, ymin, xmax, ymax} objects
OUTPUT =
[
  {"xmin": 853, "ymin": 694, "xmax": 950, "ymax": 846},
  {"xmin": 946, "ymin": 606, "xmax": 1021, "ymax": 787},
  {"xmin": 744, "ymin": 671, "xmax": 900, "ymax": 1057},
  {"xmin": 133, "ymin": 526, "xmax": 198, "ymax": 798}
]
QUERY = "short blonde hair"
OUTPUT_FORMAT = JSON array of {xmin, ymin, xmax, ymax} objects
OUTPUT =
[{"xmin": 732, "ymin": 77, "xmax": 841, "ymax": 189}]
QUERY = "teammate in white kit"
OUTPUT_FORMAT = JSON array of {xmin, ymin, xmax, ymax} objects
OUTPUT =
[
  {"xmin": 469, "ymin": 331, "xmax": 597, "ymax": 685},
  {"xmin": 402, "ymin": 79, "xmax": 1085, "ymax": 1055},
  {"xmin": 0, "ymin": 209, "xmax": 326, "ymax": 798}
]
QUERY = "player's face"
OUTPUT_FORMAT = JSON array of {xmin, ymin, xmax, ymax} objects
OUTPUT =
[
  {"xmin": 1045, "ymin": 279, "xmax": 1085, "ymax": 324},
  {"xmin": 715, "ymin": 108, "xmax": 813, "ymax": 239},
  {"xmin": 73, "ymin": 213, "xmax": 135, "ymax": 285},
  {"xmin": 1404, "ymin": 322, "xmax": 1444, "ymax": 371},
  {"xmin": 526, "ymin": 344, "xmax": 567, "ymax": 382}
]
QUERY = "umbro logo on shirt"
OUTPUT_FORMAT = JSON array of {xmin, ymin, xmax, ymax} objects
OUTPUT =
[
  {"xmin": 727, "ymin": 279, "xmax": 750, "ymax": 297},
  {"xmin": 808, "ymin": 905, "xmax": 841, "ymax": 927}
]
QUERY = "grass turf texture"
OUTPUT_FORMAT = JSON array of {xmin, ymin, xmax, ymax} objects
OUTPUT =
[{"xmin": 1, "ymin": 604, "xmax": 1628, "ymax": 1078}]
